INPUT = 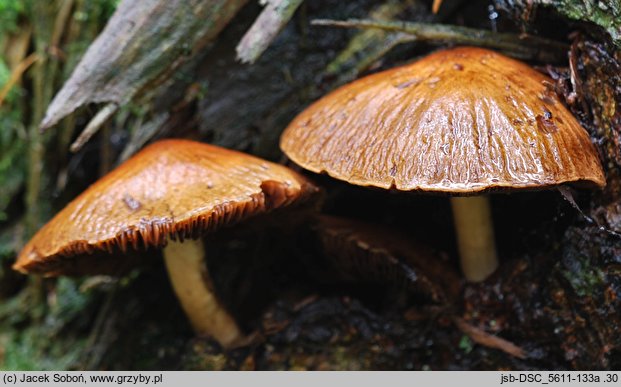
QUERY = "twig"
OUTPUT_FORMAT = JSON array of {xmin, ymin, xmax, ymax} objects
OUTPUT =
[
  {"xmin": 41, "ymin": 0, "xmax": 75, "ymax": 118},
  {"xmin": 24, "ymin": 0, "xmax": 59, "ymax": 317},
  {"xmin": 119, "ymin": 111, "xmax": 168, "ymax": 162},
  {"xmin": 56, "ymin": 0, "xmax": 87, "ymax": 191},
  {"xmin": 236, "ymin": 0, "xmax": 304, "ymax": 64},
  {"xmin": 312, "ymin": 19, "xmax": 568, "ymax": 63},
  {"xmin": 558, "ymin": 187, "xmax": 621, "ymax": 239},
  {"xmin": 70, "ymin": 102, "xmax": 118, "ymax": 153},
  {"xmin": 26, "ymin": 0, "xmax": 74, "ymax": 234},
  {"xmin": 0, "ymin": 53, "xmax": 39, "ymax": 107},
  {"xmin": 25, "ymin": 2, "xmax": 51, "ymax": 239},
  {"xmin": 99, "ymin": 123, "xmax": 111, "ymax": 176},
  {"xmin": 324, "ymin": 1, "xmax": 413, "ymax": 80},
  {"xmin": 453, "ymin": 317, "xmax": 527, "ymax": 359},
  {"xmin": 50, "ymin": 0, "xmax": 75, "ymax": 49}
]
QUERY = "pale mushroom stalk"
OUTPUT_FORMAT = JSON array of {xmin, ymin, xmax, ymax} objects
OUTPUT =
[
  {"xmin": 280, "ymin": 46, "xmax": 605, "ymax": 283},
  {"xmin": 450, "ymin": 195, "xmax": 498, "ymax": 282},
  {"xmin": 162, "ymin": 238, "xmax": 243, "ymax": 349}
]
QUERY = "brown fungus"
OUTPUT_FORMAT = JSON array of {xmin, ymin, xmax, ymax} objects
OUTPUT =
[
  {"xmin": 281, "ymin": 46, "xmax": 605, "ymax": 282},
  {"xmin": 14, "ymin": 139, "xmax": 319, "ymax": 348}
]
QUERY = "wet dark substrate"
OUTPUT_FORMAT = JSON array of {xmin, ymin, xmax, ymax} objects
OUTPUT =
[{"xmin": 77, "ymin": 187, "xmax": 620, "ymax": 370}]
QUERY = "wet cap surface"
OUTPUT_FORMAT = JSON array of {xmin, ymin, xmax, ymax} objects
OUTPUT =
[
  {"xmin": 281, "ymin": 47, "xmax": 606, "ymax": 194},
  {"xmin": 15, "ymin": 139, "xmax": 318, "ymax": 275}
]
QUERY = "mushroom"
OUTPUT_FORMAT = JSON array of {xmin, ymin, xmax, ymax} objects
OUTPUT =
[
  {"xmin": 311, "ymin": 214, "xmax": 461, "ymax": 302},
  {"xmin": 280, "ymin": 46, "xmax": 605, "ymax": 282},
  {"xmin": 14, "ymin": 139, "xmax": 319, "ymax": 348}
]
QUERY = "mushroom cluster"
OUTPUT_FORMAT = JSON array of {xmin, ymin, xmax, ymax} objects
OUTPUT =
[
  {"xmin": 281, "ymin": 46, "xmax": 605, "ymax": 282},
  {"xmin": 14, "ymin": 46, "xmax": 606, "ymax": 351}
]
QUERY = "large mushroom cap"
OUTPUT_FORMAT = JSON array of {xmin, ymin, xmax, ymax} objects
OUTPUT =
[
  {"xmin": 15, "ymin": 139, "xmax": 318, "ymax": 275},
  {"xmin": 281, "ymin": 46, "xmax": 606, "ymax": 194}
]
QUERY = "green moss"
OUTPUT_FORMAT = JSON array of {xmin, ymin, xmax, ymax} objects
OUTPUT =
[
  {"xmin": 0, "ymin": 280, "xmax": 93, "ymax": 370},
  {"xmin": 459, "ymin": 335, "xmax": 474, "ymax": 354},
  {"xmin": 0, "ymin": 0, "xmax": 24, "ymax": 35},
  {"xmin": 0, "ymin": 59, "xmax": 9, "ymax": 86},
  {"xmin": 0, "ymin": 329, "xmax": 85, "ymax": 370},
  {"xmin": 496, "ymin": 1, "xmax": 621, "ymax": 47},
  {"xmin": 558, "ymin": 0, "xmax": 621, "ymax": 44},
  {"xmin": 0, "ymin": 58, "xmax": 26, "ymax": 220},
  {"xmin": 0, "ymin": 141, "xmax": 25, "ymax": 221},
  {"xmin": 562, "ymin": 255, "xmax": 605, "ymax": 298},
  {"xmin": 47, "ymin": 279, "xmax": 91, "ymax": 329}
]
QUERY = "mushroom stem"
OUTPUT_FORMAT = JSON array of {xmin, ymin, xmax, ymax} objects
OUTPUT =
[
  {"xmin": 162, "ymin": 238, "xmax": 244, "ymax": 348},
  {"xmin": 450, "ymin": 195, "xmax": 498, "ymax": 282}
]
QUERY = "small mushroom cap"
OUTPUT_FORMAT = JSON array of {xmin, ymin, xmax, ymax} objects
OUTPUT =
[
  {"xmin": 281, "ymin": 46, "xmax": 606, "ymax": 194},
  {"xmin": 312, "ymin": 215, "xmax": 461, "ymax": 302},
  {"xmin": 15, "ymin": 139, "xmax": 319, "ymax": 275}
]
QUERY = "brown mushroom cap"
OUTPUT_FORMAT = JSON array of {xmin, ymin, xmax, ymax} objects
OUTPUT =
[
  {"xmin": 281, "ymin": 46, "xmax": 606, "ymax": 194},
  {"xmin": 14, "ymin": 139, "xmax": 318, "ymax": 275}
]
